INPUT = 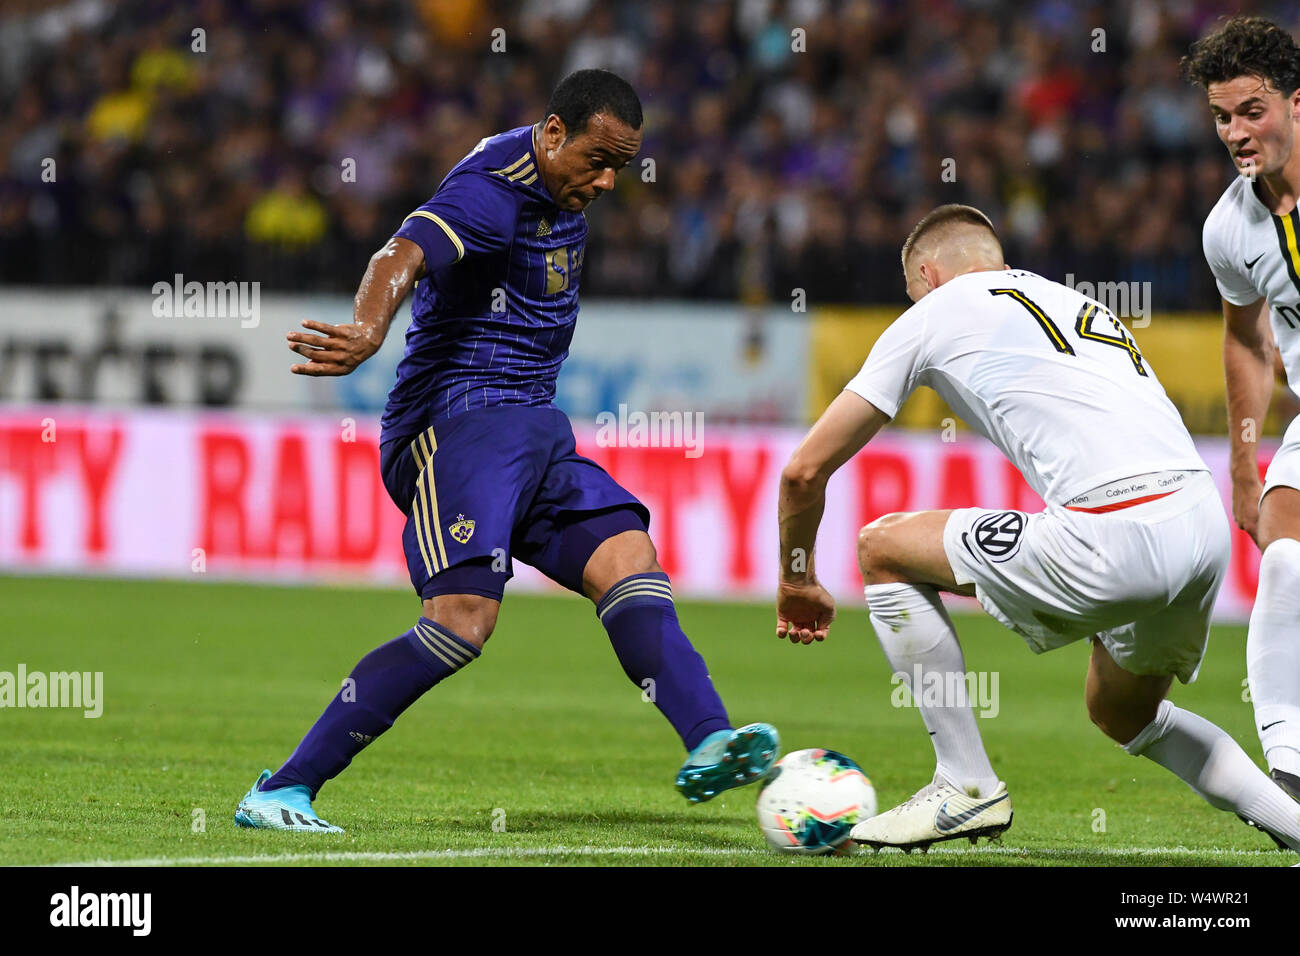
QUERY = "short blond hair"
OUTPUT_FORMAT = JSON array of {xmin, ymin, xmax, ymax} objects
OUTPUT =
[{"xmin": 901, "ymin": 204, "xmax": 1001, "ymax": 268}]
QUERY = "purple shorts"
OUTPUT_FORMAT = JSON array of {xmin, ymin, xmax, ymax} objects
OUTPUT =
[{"xmin": 380, "ymin": 405, "xmax": 649, "ymax": 601}]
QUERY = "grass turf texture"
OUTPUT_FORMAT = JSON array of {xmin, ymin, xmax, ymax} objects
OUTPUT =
[{"xmin": 1, "ymin": 575, "xmax": 1289, "ymax": 867}]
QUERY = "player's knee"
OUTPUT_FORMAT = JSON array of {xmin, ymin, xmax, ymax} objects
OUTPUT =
[
  {"xmin": 856, "ymin": 515, "xmax": 906, "ymax": 582},
  {"xmin": 586, "ymin": 530, "xmax": 661, "ymax": 600},
  {"xmin": 855, "ymin": 525, "xmax": 885, "ymax": 578},
  {"xmin": 616, "ymin": 529, "xmax": 659, "ymax": 573},
  {"xmin": 1084, "ymin": 687, "xmax": 1112, "ymax": 737},
  {"xmin": 1085, "ymin": 688, "xmax": 1125, "ymax": 742},
  {"xmin": 423, "ymin": 594, "xmax": 499, "ymax": 648},
  {"xmin": 1086, "ymin": 688, "xmax": 1158, "ymax": 744}
]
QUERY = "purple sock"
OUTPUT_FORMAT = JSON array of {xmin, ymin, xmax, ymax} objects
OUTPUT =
[
  {"xmin": 596, "ymin": 572, "xmax": 731, "ymax": 751},
  {"xmin": 263, "ymin": 619, "xmax": 479, "ymax": 798}
]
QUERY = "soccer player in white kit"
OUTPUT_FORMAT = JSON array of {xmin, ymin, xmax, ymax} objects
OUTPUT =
[
  {"xmin": 1183, "ymin": 16, "xmax": 1300, "ymax": 817},
  {"xmin": 775, "ymin": 204, "xmax": 1300, "ymax": 855}
]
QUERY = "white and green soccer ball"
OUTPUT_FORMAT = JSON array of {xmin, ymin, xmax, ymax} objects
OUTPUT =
[{"xmin": 756, "ymin": 748, "xmax": 876, "ymax": 855}]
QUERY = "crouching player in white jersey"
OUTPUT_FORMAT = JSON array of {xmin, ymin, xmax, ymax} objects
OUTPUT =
[
  {"xmin": 1183, "ymin": 15, "xmax": 1300, "ymax": 819},
  {"xmin": 775, "ymin": 204, "xmax": 1300, "ymax": 856}
]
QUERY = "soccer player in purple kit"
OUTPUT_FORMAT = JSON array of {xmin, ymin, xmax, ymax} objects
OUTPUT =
[{"xmin": 234, "ymin": 69, "xmax": 777, "ymax": 832}]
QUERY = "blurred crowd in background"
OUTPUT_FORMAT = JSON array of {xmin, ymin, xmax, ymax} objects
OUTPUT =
[{"xmin": 0, "ymin": 0, "xmax": 1288, "ymax": 309}]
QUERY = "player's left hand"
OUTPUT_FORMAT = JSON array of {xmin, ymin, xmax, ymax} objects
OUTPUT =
[
  {"xmin": 776, "ymin": 580, "xmax": 836, "ymax": 645},
  {"xmin": 287, "ymin": 319, "xmax": 380, "ymax": 376}
]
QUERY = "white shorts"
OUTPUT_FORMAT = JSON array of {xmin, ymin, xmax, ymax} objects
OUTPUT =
[
  {"xmin": 942, "ymin": 470, "xmax": 1229, "ymax": 683},
  {"xmin": 1262, "ymin": 414, "xmax": 1300, "ymax": 502}
]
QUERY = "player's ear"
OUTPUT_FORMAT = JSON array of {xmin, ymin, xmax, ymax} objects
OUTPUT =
[
  {"xmin": 919, "ymin": 260, "xmax": 939, "ymax": 293},
  {"xmin": 542, "ymin": 115, "xmax": 567, "ymax": 151}
]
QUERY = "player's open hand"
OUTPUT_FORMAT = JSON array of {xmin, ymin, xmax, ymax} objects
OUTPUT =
[
  {"xmin": 288, "ymin": 319, "xmax": 380, "ymax": 376},
  {"xmin": 776, "ymin": 580, "xmax": 836, "ymax": 645}
]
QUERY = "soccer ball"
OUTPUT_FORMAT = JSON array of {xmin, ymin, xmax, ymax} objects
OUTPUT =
[{"xmin": 755, "ymin": 748, "xmax": 876, "ymax": 855}]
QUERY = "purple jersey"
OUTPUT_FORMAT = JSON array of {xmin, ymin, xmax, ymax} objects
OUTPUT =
[{"xmin": 381, "ymin": 126, "xmax": 587, "ymax": 444}]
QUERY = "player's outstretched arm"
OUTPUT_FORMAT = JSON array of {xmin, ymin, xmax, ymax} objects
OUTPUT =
[
  {"xmin": 287, "ymin": 237, "xmax": 427, "ymax": 376},
  {"xmin": 776, "ymin": 391, "xmax": 890, "ymax": 645},
  {"xmin": 1222, "ymin": 295, "xmax": 1272, "ymax": 543}
]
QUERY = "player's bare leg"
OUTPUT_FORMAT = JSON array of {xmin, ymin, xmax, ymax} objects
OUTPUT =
[
  {"xmin": 582, "ymin": 529, "xmax": 778, "ymax": 802},
  {"xmin": 851, "ymin": 510, "xmax": 1011, "ymax": 852},
  {"xmin": 1095, "ymin": 639, "xmax": 1300, "ymax": 853},
  {"xmin": 1084, "ymin": 636, "xmax": 1169, "ymax": 742},
  {"xmin": 1246, "ymin": 485, "xmax": 1300, "ymax": 801},
  {"xmin": 421, "ymin": 593, "xmax": 499, "ymax": 649},
  {"xmin": 581, "ymin": 528, "xmax": 663, "ymax": 599},
  {"xmin": 856, "ymin": 509, "xmax": 969, "ymax": 592}
]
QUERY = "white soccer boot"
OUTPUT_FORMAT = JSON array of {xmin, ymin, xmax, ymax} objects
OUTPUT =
[{"xmin": 850, "ymin": 776, "xmax": 1012, "ymax": 853}]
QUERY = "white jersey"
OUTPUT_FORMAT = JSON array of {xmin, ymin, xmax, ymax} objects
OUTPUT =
[
  {"xmin": 844, "ymin": 269, "xmax": 1207, "ymax": 506},
  {"xmin": 1202, "ymin": 175, "xmax": 1300, "ymax": 395}
]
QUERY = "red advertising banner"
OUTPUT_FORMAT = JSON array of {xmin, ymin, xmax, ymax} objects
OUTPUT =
[{"xmin": 0, "ymin": 407, "xmax": 1266, "ymax": 620}]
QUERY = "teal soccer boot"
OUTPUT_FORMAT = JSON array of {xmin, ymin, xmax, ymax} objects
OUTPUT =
[
  {"xmin": 676, "ymin": 723, "xmax": 779, "ymax": 803},
  {"xmin": 234, "ymin": 770, "xmax": 344, "ymax": 833}
]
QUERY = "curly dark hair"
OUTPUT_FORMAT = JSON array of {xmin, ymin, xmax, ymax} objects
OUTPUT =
[{"xmin": 1181, "ymin": 16, "xmax": 1300, "ymax": 95}]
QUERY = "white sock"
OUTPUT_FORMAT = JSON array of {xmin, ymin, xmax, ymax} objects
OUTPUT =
[
  {"xmin": 864, "ymin": 582, "xmax": 1000, "ymax": 798},
  {"xmin": 1125, "ymin": 700, "xmax": 1300, "ymax": 851},
  {"xmin": 1247, "ymin": 538, "xmax": 1300, "ymax": 776}
]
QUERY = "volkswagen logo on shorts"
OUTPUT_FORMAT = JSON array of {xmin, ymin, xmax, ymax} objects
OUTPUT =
[{"xmin": 972, "ymin": 511, "xmax": 1025, "ymax": 561}]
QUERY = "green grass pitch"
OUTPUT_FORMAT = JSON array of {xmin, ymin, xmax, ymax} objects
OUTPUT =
[{"xmin": 1, "ymin": 575, "xmax": 1289, "ymax": 867}]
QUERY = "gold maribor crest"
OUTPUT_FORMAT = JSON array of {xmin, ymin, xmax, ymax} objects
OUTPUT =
[{"xmin": 450, "ymin": 514, "xmax": 476, "ymax": 544}]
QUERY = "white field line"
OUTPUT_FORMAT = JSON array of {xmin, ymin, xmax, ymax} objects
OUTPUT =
[
  {"xmin": 46, "ymin": 843, "xmax": 1286, "ymax": 867},
  {"xmin": 50, "ymin": 846, "xmax": 762, "ymax": 866}
]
